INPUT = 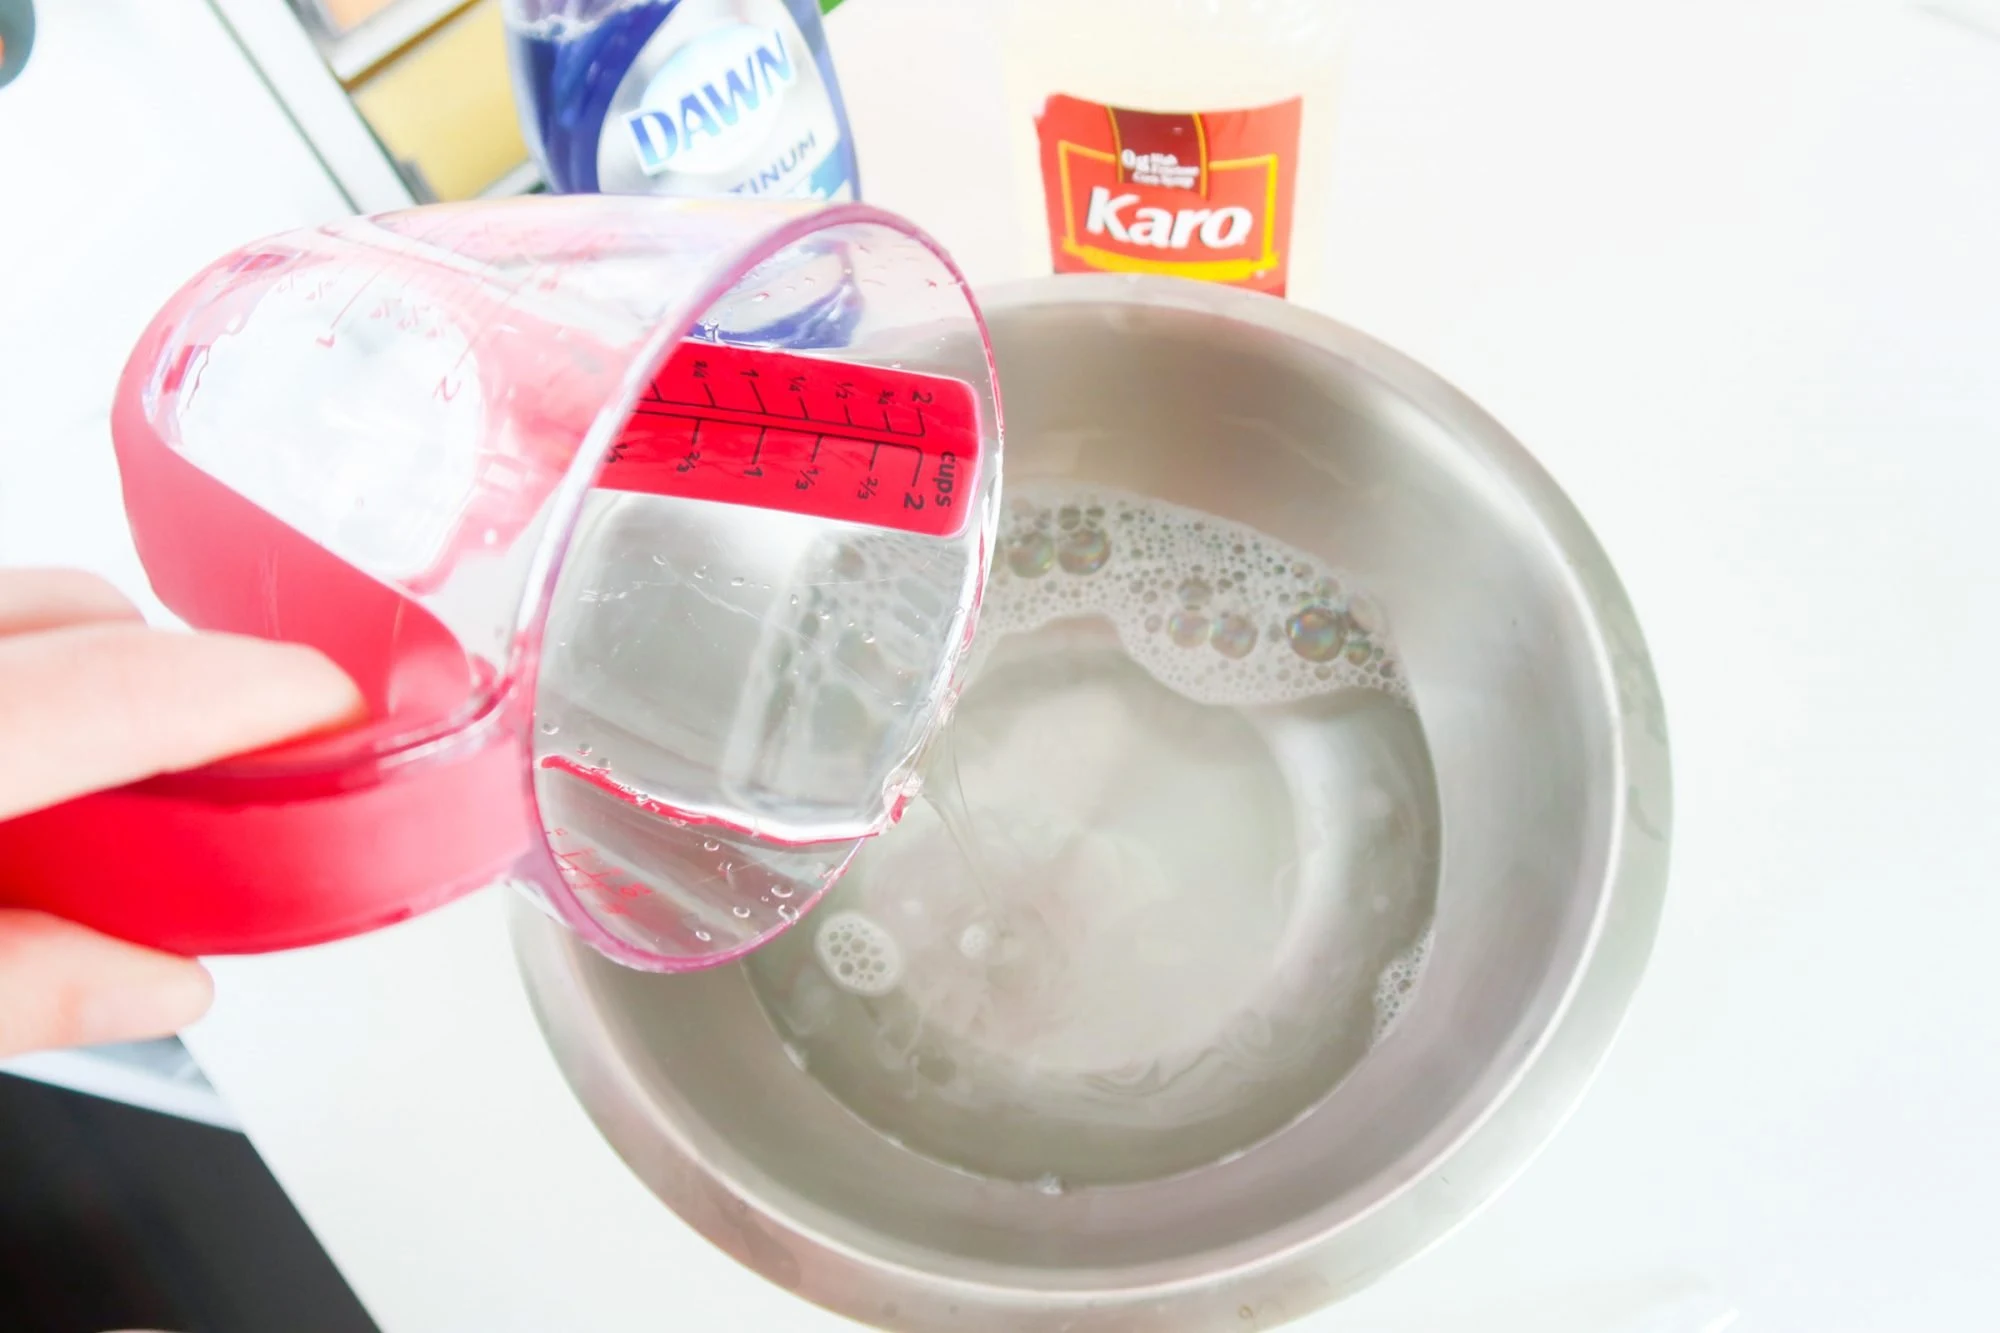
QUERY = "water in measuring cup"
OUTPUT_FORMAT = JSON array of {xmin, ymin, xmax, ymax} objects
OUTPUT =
[
  {"xmin": 746, "ymin": 484, "xmax": 1441, "ymax": 1187},
  {"xmin": 531, "ymin": 487, "xmax": 972, "ymax": 947}
]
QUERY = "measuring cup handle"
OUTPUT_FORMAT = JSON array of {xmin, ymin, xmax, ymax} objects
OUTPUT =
[
  {"xmin": 0, "ymin": 726, "xmax": 535, "ymax": 956},
  {"xmin": 112, "ymin": 300, "xmax": 480, "ymax": 730},
  {"xmin": 0, "ymin": 255, "xmax": 546, "ymax": 955}
]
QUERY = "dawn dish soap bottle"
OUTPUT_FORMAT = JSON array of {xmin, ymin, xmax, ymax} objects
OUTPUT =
[{"xmin": 505, "ymin": 0, "xmax": 860, "ymax": 201}]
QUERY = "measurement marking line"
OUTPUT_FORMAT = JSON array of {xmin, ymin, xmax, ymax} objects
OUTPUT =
[
  {"xmin": 867, "ymin": 439, "xmax": 927, "ymax": 485},
  {"xmin": 654, "ymin": 391, "xmax": 814, "ymax": 425},
  {"xmin": 673, "ymin": 420, "xmax": 702, "ymax": 473},
  {"xmin": 629, "ymin": 404, "xmax": 946, "ymax": 450},
  {"xmin": 317, "ymin": 257, "xmax": 398, "ymax": 347}
]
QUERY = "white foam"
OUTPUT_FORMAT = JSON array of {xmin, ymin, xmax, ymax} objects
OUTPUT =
[
  {"xmin": 1370, "ymin": 925, "xmax": 1434, "ymax": 1045},
  {"xmin": 814, "ymin": 910, "xmax": 903, "ymax": 997},
  {"xmin": 980, "ymin": 484, "xmax": 1410, "ymax": 709}
]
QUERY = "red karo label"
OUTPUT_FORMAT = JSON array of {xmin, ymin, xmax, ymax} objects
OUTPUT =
[{"xmin": 1036, "ymin": 93, "xmax": 1302, "ymax": 297}]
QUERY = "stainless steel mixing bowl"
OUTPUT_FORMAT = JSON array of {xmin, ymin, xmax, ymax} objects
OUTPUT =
[{"xmin": 512, "ymin": 275, "xmax": 1672, "ymax": 1330}]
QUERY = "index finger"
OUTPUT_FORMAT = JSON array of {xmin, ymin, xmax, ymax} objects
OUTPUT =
[
  {"xmin": 0, "ymin": 623, "xmax": 365, "ymax": 821},
  {"xmin": 0, "ymin": 910, "xmax": 214, "ymax": 1058}
]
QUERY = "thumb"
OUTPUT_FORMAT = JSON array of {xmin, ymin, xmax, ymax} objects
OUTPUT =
[{"xmin": 0, "ymin": 910, "xmax": 213, "ymax": 1058}]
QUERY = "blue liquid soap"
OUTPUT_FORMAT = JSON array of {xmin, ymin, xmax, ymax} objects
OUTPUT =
[{"xmin": 506, "ymin": 0, "xmax": 860, "ymax": 200}]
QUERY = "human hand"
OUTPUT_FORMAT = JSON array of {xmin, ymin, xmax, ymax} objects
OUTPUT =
[{"xmin": 0, "ymin": 568, "xmax": 363, "ymax": 1058}]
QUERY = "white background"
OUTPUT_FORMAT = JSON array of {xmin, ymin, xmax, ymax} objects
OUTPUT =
[{"xmin": 4, "ymin": 1, "xmax": 1999, "ymax": 1330}]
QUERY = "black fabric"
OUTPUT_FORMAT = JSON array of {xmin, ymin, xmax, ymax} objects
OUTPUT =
[{"xmin": 0, "ymin": 1071, "xmax": 377, "ymax": 1333}]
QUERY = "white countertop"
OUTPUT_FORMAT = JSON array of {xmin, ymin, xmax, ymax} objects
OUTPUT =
[{"xmin": 12, "ymin": 1, "xmax": 2000, "ymax": 1330}]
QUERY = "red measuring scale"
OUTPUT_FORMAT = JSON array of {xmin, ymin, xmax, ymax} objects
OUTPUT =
[{"xmin": 600, "ymin": 341, "xmax": 981, "ymax": 538}]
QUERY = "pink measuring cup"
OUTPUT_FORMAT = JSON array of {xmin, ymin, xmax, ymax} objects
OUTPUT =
[{"xmin": 0, "ymin": 195, "xmax": 1001, "ymax": 971}]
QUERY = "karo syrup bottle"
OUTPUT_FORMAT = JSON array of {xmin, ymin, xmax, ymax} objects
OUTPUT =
[{"xmin": 1000, "ymin": 0, "xmax": 1351, "ymax": 306}]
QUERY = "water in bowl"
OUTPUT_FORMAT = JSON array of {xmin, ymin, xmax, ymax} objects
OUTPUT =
[{"xmin": 746, "ymin": 483, "xmax": 1441, "ymax": 1187}]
